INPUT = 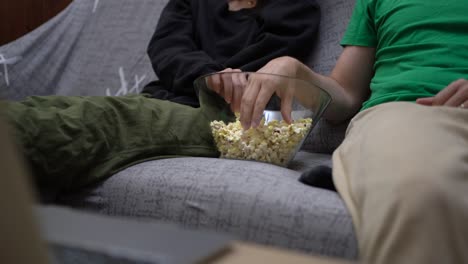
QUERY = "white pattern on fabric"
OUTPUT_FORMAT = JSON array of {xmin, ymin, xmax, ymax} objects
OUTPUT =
[
  {"xmin": 106, "ymin": 67, "xmax": 146, "ymax": 96},
  {"xmin": 0, "ymin": 54, "xmax": 22, "ymax": 87}
]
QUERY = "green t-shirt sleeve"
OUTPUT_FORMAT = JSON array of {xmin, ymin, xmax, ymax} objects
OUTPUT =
[{"xmin": 341, "ymin": 0, "xmax": 377, "ymax": 47}]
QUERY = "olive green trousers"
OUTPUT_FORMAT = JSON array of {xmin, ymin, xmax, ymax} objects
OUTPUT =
[{"xmin": 4, "ymin": 94, "xmax": 233, "ymax": 193}]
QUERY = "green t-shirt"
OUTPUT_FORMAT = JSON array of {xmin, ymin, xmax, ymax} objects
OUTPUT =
[{"xmin": 341, "ymin": 0, "xmax": 468, "ymax": 110}]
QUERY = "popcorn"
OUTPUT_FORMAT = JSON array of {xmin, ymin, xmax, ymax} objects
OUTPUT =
[{"xmin": 210, "ymin": 117, "xmax": 312, "ymax": 166}]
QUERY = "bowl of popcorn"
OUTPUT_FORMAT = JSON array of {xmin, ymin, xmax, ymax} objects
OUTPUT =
[{"xmin": 195, "ymin": 72, "xmax": 331, "ymax": 167}]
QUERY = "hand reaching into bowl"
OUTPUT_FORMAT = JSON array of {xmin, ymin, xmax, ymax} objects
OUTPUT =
[
  {"xmin": 205, "ymin": 58, "xmax": 301, "ymax": 128},
  {"xmin": 204, "ymin": 57, "xmax": 327, "ymax": 130},
  {"xmin": 239, "ymin": 57, "xmax": 325, "ymax": 130},
  {"xmin": 239, "ymin": 57, "xmax": 299, "ymax": 129},
  {"xmin": 205, "ymin": 68, "xmax": 247, "ymax": 113}
]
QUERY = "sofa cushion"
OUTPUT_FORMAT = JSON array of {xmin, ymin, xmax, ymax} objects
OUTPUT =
[{"xmin": 57, "ymin": 153, "xmax": 358, "ymax": 260}]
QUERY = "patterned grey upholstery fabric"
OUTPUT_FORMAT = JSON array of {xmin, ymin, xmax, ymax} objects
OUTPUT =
[
  {"xmin": 0, "ymin": 0, "xmax": 166, "ymax": 99},
  {"xmin": 308, "ymin": 0, "xmax": 356, "ymax": 75},
  {"xmin": 58, "ymin": 155, "xmax": 357, "ymax": 259},
  {"xmin": 1, "ymin": 0, "xmax": 360, "ymax": 260}
]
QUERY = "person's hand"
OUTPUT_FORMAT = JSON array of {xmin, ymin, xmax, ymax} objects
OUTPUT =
[
  {"xmin": 416, "ymin": 79, "xmax": 468, "ymax": 109},
  {"xmin": 239, "ymin": 56, "xmax": 300, "ymax": 129},
  {"xmin": 206, "ymin": 68, "xmax": 247, "ymax": 112}
]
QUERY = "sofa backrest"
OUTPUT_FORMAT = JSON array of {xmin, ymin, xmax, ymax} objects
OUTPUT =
[
  {"xmin": 307, "ymin": 0, "xmax": 356, "ymax": 74},
  {"xmin": 301, "ymin": 0, "xmax": 356, "ymax": 153},
  {"xmin": 0, "ymin": 0, "xmax": 356, "ymax": 154},
  {"xmin": 0, "ymin": 0, "xmax": 167, "ymax": 99}
]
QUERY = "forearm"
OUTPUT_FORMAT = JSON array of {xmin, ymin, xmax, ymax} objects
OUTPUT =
[
  {"xmin": 295, "ymin": 61, "xmax": 362, "ymax": 123},
  {"xmin": 247, "ymin": 47, "xmax": 373, "ymax": 128}
]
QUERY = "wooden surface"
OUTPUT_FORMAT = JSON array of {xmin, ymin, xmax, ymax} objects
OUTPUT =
[
  {"xmin": 0, "ymin": 112, "xmax": 50, "ymax": 264},
  {"xmin": 0, "ymin": 0, "xmax": 72, "ymax": 45},
  {"xmin": 207, "ymin": 242, "xmax": 356, "ymax": 264}
]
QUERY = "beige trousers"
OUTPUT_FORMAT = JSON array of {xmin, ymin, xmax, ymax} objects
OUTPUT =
[{"xmin": 333, "ymin": 102, "xmax": 468, "ymax": 264}]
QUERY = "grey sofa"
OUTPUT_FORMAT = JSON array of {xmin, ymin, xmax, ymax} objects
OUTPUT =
[{"xmin": 0, "ymin": 0, "xmax": 358, "ymax": 260}]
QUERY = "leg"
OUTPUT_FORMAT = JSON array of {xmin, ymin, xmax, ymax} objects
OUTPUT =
[
  {"xmin": 333, "ymin": 102, "xmax": 468, "ymax": 264},
  {"xmin": 4, "ymin": 95, "xmax": 220, "ymax": 193}
]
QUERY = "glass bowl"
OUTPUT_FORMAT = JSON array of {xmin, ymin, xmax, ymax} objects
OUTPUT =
[{"xmin": 194, "ymin": 72, "xmax": 331, "ymax": 167}]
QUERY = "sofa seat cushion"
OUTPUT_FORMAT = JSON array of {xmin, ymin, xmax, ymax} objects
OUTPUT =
[{"xmin": 57, "ymin": 152, "xmax": 358, "ymax": 259}]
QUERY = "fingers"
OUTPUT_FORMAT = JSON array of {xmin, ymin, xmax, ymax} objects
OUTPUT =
[
  {"xmin": 251, "ymin": 81, "xmax": 275, "ymax": 127},
  {"xmin": 445, "ymin": 82, "xmax": 468, "ymax": 107},
  {"xmin": 280, "ymin": 92, "xmax": 294, "ymax": 124},
  {"xmin": 415, "ymin": 97, "xmax": 434, "ymax": 106},
  {"xmin": 240, "ymin": 78, "xmax": 262, "ymax": 130},
  {"xmin": 432, "ymin": 79, "xmax": 464, "ymax": 106},
  {"xmin": 208, "ymin": 73, "xmax": 222, "ymax": 94},
  {"xmin": 416, "ymin": 79, "xmax": 468, "ymax": 108},
  {"xmin": 240, "ymin": 75, "xmax": 284, "ymax": 129},
  {"xmin": 211, "ymin": 68, "xmax": 243, "ymax": 106},
  {"xmin": 221, "ymin": 73, "xmax": 233, "ymax": 103},
  {"xmin": 231, "ymin": 72, "xmax": 246, "ymax": 113}
]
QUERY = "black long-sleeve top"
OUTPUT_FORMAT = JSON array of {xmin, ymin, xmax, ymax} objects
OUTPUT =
[{"xmin": 143, "ymin": 0, "xmax": 320, "ymax": 107}]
